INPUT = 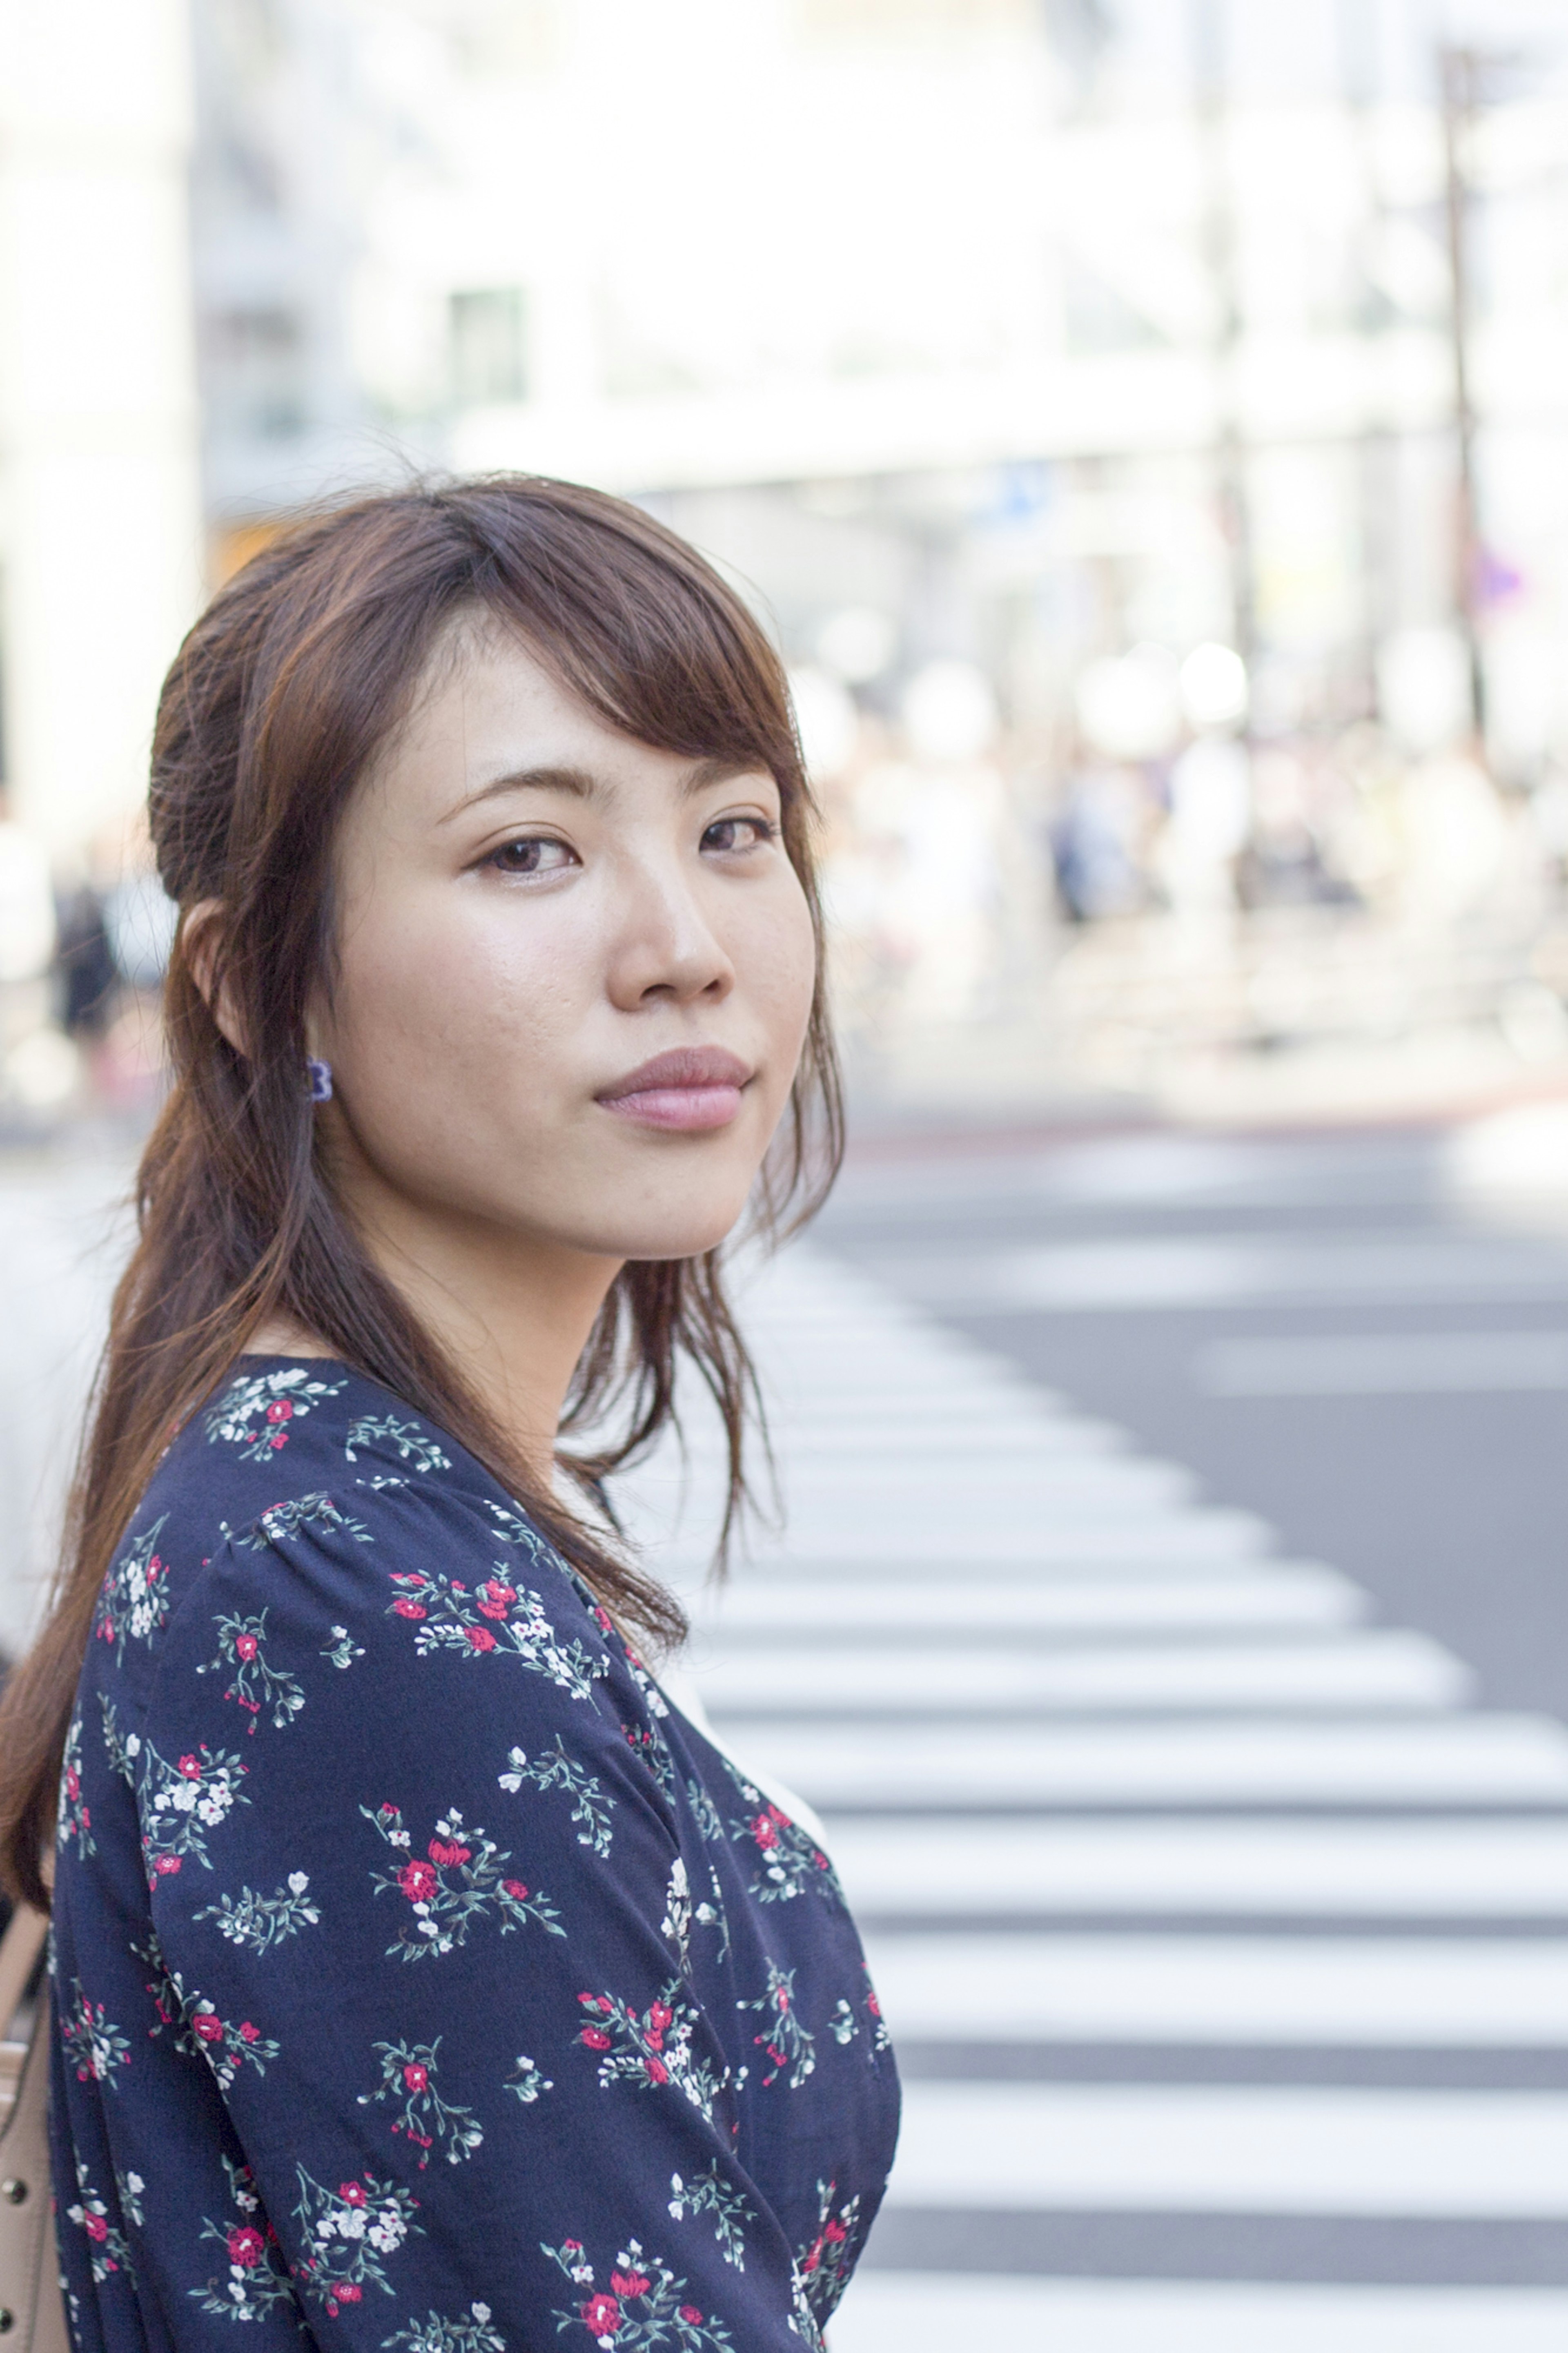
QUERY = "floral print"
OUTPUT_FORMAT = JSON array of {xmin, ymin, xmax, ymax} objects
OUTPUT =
[
  {"xmin": 498, "ymin": 1735, "xmax": 615, "ymax": 1855},
  {"xmin": 65, "ymin": 2161, "xmax": 139, "ymax": 2285},
  {"xmin": 291, "ymin": 2168, "xmax": 420, "ymax": 2316},
  {"xmin": 94, "ymin": 1516, "xmax": 172, "ymax": 1663},
  {"xmin": 359, "ymin": 2039, "xmax": 484, "ymax": 2168},
  {"xmin": 198, "ymin": 1607, "xmax": 306, "ymax": 1733},
  {"xmin": 667, "ymin": 2166, "xmax": 755, "ymax": 2269},
  {"xmin": 58, "ymin": 1713, "xmax": 95, "ymax": 1857},
  {"xmin": 384, "ymin": 2306, "xmax": 503, "ymax": 2353},
  {"xmin": 189, "ymin": 2157, "xmax": 297, "ymax": 2324},
  {"xmin": 738, "ymin": 1964, "xmax": 815, "ymax": 2091},
  {"xmin": 193, "ymin": 1871, "xmax": 320, "ymax": 1954},
  {"xmin": 204, "ymin": 1368, "xmax": 347, "ymax": 1461},
  {"xmin": 721, "ymin": 1764, "xmax": 842, "ymax": 1907},
  {"xmin": 794, "ymin": 2181, "xmax": 862, "ymax": 2324},
  {"xmin": 49, "ymin": 1360, "xmax": 897, "ymax": 2353},
  {"xmin": 543, "ymin": 2239, "xmax": 735, "ymax": 2352},
  {"xmin": 363, "ymin": 1801, "xmax": 564, "ymax": 1960},
  {"xmin": 388, "ymin": 1569, "xmax": 605, "ymax": 1698},
  {"xmin": 575, "ymin": 1983, "xmax": 726, "ymax": 2124},
  {"xmin": 59, "ymin": 1982, "xmax": 131, "ymax": 2088},
  {"xmin": 344, "ymin": 1414, "xmax": 451, "ymax": 1472}
]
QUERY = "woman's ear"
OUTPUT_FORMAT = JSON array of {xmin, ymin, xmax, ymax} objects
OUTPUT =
[{"xmin": 183, "ymin": 899, "xmax": 249, "ymax": 1059}]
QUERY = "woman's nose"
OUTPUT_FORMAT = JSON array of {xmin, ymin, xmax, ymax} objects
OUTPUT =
[{"xmin": 604, "ymin": 855, "xmax": 735, "ymax": 1009}]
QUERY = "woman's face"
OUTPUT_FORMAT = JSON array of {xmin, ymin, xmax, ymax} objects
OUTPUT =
[{"xmin": 314, "ymin": 624, "xmax": 818, "ymax": 1270}]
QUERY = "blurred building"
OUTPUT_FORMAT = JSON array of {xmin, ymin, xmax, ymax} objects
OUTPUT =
[
  {"xmin": 188, "ymin": 0, "xmax": 1568, "ymax": 751},
  {"xmin": 0, "ymin": 0, "xmax": 204, "ymax": 859}
]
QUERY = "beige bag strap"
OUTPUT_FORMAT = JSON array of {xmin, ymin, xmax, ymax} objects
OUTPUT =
[{"xmin": 0, "ymin": 1909, "xmax": 47, "ymax": 2042}]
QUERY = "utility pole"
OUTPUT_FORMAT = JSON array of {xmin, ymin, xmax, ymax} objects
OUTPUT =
[
  {"xmin": 1190, "ymin": 0, "xmax": 1256, "ymax": 688},
  {"xmin": 1339, "ymin": 0, "xmax": 1392, "ymax": 728},
  {"xmin": 1438, "ymin": 44, "xmax": 1486, "ymax": 740}
]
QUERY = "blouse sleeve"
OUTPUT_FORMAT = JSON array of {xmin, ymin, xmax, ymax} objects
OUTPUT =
[{"xmin": 141, "ymin": 1467, "xmax": 817, "ymax": 2353}]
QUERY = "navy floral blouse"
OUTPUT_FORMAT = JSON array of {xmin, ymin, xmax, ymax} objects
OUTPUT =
[{"xmin": 48, "ymin": 1360, "xmax": 899, "ymax": 2353}]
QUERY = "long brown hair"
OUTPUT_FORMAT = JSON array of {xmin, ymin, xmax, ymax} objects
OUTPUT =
[{"xmin": 0, "ymin": 475, "xmax": 842, "ymax": 1910}]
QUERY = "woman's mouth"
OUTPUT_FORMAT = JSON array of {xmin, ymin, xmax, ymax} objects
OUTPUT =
[{"xmin": 595, "ymin": 1046, "xmax": 753, "ymax": 1132}]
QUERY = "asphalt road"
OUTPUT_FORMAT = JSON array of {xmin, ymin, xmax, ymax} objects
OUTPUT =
[{"xmin": 815, "ymin": 1119, "xmax": 1568, "ymax": 1729}]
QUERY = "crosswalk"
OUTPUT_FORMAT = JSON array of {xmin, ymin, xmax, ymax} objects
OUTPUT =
[{"xmin": 619, "ymin": 1241, "xmax": 1568, "ymax": 2350}]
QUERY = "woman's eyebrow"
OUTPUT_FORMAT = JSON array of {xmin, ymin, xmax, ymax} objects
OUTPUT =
[
  {"xmin": 440, "ymin": 764, "xmax": 598, "ymax": 823},
  {"xmin": 443, "ymin": 754, "xmax": 766, "ymax": 825}
]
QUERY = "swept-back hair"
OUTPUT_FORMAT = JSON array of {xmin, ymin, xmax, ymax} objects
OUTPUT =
[{"xmin": 0, "ymin": 475, "xmax": 841, "ymax": 1908}]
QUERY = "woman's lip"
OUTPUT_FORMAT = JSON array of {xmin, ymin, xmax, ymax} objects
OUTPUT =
[
  {"xmin": 599, "ymin": 1083, "xmax": 745, "ymax": 1132},
  {"xmin": 595, "ymin": 1047, "xmax": 753, "ymax": 1133}
]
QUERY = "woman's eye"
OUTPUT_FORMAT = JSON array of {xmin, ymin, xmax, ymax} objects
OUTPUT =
[
  {"xmin": 702, "ymin": 816, "xmax": 775, "ymax": 855},
  {"xmin": 486, "ymin": 837, "xmax": 576, "ymax": 876}
]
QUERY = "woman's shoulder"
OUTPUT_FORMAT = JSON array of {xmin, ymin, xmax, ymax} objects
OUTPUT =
[{"xmin": 89, "ymin": 1358, "xmax": 529, "ymax": 1688}]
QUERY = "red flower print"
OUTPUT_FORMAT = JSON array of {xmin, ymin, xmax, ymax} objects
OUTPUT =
[
  {"xmin": 397, "ymin": 1859, "xmax": 437, "ymax": 1902},
  {"xmin": 177, "ymin": 1754, "xmax": 202, "ymax": 1780},
  {"xmin": 610, "ymin": 2270, "xmax": 650, "ymax": 2297},
  {"xmin": 64, "ymin": 1768, "xmax": 80, "ymax": 1800},
  {"xmin": 868, "ymin": 1991, "xmax": 882, "ymax": 2016},
  {"xmin": 649, "ymin": 2002, "xmax": 673, "ymax": 2033},
  {"xmin": 766, "ymin": 1803, "xmax": 789, "ymax": 1826},
  {"xmin": 503, "ymin": 1878, "xmax": 529, "ymax": 1899},
  {"xmin": 227, "ymin": 2226, "xmax": 265, "ymax": 2268},
  {"xmin": 84, "ymin": 2214, "xmax": 108, "ymax": 2243},
  {"xmin": 591, "ymin": 1606, "xmax": 613, "ymax": 1633},
  {"xmin": 481, "ymin": 1579, "xmax": 514, "ymax": 1604},
  {"xmin": 339, "ymin": 2183, "xmax": 366, "ymax": 2206},
  {"xmin": 239, "ymin": 2021, "xmax": 260, "ymax": 2043},
  {"xmin": 336, "ymin": 2284, "xmax": 361, "ymax": 2303},
  {"xmin": 265, "ymin": 1399, "xmax": 293, "ymax": 1422},
  {"xmin": 192, "ymin": 2012, "xmax": 224, "ymax": 2043},
  {"xmin": 580, "ymin": 2295, "xmax": 620, "ymax": 2337},
  {"xmin": 824, "ymin": 2220, "xmax": 848, "ymax": 2243},
  {"xmin": 451, "ymin": 1581, "xmax": 467, "ymax": 1594},
  {"xmin": 235, "ymin": 1632, "xmax": 259, "ymax": 1661},
  {"xmin": 643, "ymin": 2056, "xmax": 668, "ymax": 2085},
  {"xmin": 775, "ymin": 1987, "xmax": 790, "ymax": 2013},
  {"xmin": 270, "ymin": 1433, "xmax": 287, "ymax": 1450},
  {"xmin": 679, "ymin": 2310, "xmax": 703, "ymax": 2326},
  {"xmin": 752, "ymin": 1815, "xmax": 779, "ymax": 1851},
  {"xmin": 427, "ymin": 1838, "xmax": 472, "ymax": 1868},
  {"xmin": 813, "ymin": 1852, "xmax": 830, "ymax": 1870},
  {"xmin": 563, "ymin": 2240, "xmax": 582, "ymax": 2253},
  {"xmin": 392, "ymin": 1599, "xmax": 427, "ymax": 1620},
  {"xmin": 79, "ymin": 1808, "xmax": 89, "ymax": 1830},
  {"xmin": 402, "ymin": 2062, "xmax": 428, "ymax": 2092},
  {"xmin": 463, "ymin": 1626, "xmax": 497, "ymax": 1653},
  {"xmin": 477, "ymin": 1599, "xmax": 508, "ymax": 1620},
  {"xmin": 153, "ymin": 1853, "xmax": 181, "ymax": 1876},
  {"xmin": 580, "ymin": 2027, "xmax": 612, "ymax": 2050}
]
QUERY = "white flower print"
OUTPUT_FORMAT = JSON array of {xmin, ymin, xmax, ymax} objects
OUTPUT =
[
  {"xmin": 93, "ymin": 1515, "xmax": 172, "ymax": 1664},
  {"xmin": 204, "ymin": 1369, "xmax": 346, "ymax": 1463},
  {"xmin": 343, "ymin": 1413, "xmax": 451, "ymax": 1472}
]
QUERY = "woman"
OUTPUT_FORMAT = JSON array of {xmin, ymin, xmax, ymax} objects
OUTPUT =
[{"xmin": 0, "ymin": 480, "xmax": 900, "ymax": 2352}]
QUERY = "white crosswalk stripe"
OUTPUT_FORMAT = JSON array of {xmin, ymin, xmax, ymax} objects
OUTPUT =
[{"xmin": 617, "ymin": 1241, "xmax": 1568, "ymax": 2349}]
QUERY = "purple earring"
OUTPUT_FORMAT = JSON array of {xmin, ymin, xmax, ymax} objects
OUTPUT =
[{"xmin": 306, "ymin": 1058, "xmax": 333, "ymax": 1104}]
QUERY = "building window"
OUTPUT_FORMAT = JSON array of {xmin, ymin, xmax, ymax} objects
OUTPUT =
[{"xmin": 449, "ymin": 288, "xmax": 528, "ymax": 406}]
